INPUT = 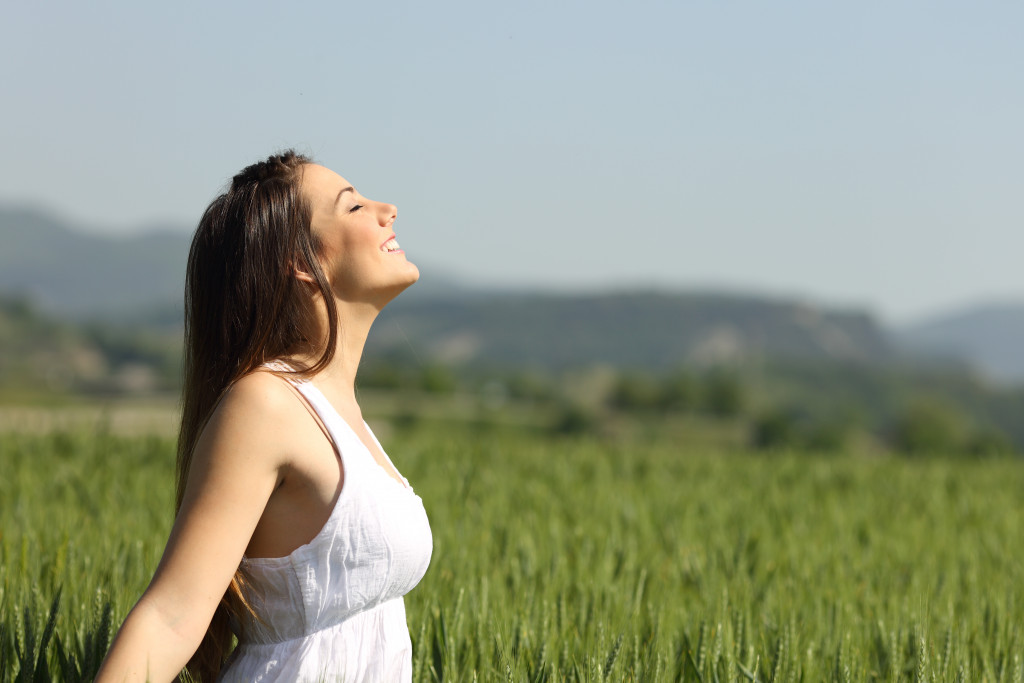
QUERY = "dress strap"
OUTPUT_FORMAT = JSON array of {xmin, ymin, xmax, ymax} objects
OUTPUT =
[
  {"xmin": 259, "ymin": 361, "xmax": 406, "ymax": 488},
  {"xmin": 287, "ymin": 381, "xmax": 361, "ymax": 455},
  {"xmin": 262, "ymin": 359, "xmax": 299, "ymax": 377},
  {"xmin": 259, "ymin": 361, "xmax": 349, "ymax": 465}
]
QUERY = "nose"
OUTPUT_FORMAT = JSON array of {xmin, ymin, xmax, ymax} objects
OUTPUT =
[{"xmin": 378, "ymin": 202, "xmax": 397, "ymax": 227}]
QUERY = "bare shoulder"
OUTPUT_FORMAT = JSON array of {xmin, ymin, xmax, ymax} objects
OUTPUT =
[
  {"xmin": 195, "ymin": 370, "xmax": 308, "ymax": 472},
  {"xmin": 219, "ymin": 369, "xmax": 303, "ymax": 418}
]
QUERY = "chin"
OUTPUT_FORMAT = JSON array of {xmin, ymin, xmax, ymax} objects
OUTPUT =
[
  {"xmin": 404, "ymin": 261, "xmax": 421, "ymax": 286},
  {"xmin": 395, "ymin": 265, "xmax": 420, "ymax": 297},
  {"xmin": 376, "ymin": 263, "xmax": 420, "ymax": 307}
]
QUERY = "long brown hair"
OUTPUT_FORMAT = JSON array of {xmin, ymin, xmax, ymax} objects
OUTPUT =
[{"xmin": 177, "ymin": 151, "xmax": 338, "ymax": 681}]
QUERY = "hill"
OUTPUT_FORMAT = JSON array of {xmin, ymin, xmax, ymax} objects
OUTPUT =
[
  {"xmin": 894, "ymin": 302, "xmax": 1024, "ymax": 384},
  {"xmin": 0, "ymin": 205, "xmax": 188, "ymax": 319},
  {"xmin": 371, "ymin": 289, "xmax": 894, "ymax": 369},
  {"xmin": 0, "ymin": 294, "xmax": 180, "ymax": 397}
]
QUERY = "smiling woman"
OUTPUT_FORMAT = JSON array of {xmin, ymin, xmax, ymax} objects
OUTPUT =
[
  {"xmin": 301, "ymin": 163, "xmax": 419, "ymax": 306},
  {"xmin": 95, "ymin": 151, "xmax": 432, "ymax": 683}
]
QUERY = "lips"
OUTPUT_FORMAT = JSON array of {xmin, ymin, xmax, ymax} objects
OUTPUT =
[{"xmin": 380, "ymin": 235, "xmax": 402, "ymax": 253}]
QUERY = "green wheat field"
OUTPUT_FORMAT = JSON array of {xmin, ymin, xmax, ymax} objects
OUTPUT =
[{"xmin": 1, "ymin": 419, "xmax": 1022, "ymax": 681}]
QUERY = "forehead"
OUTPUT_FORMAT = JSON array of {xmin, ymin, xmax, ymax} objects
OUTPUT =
[{"xmin": 300, "ymin": 164, "xmax": 353, "ymax": 209}]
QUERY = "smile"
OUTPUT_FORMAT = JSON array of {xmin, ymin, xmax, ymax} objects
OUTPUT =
[{"xmin": 380, "ymin": 236, "xmax": 402, "ymax": 253}]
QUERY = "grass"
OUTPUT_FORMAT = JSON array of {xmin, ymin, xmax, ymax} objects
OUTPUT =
[{"xmin": 1, "ymin": 421, "xmax": 1022, "ymax": 681}]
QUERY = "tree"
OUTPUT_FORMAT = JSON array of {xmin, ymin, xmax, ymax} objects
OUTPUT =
[
  {"xmin": 751, "ymin": 408, "xmax": 802, "ymax": 450},
  {"xmin": 889, "ymin": 399, "xmax": 966, "ymax": 456},
  {"xmin": 702, "ymin": 370, "xmax": 745, "ymax": 417}
]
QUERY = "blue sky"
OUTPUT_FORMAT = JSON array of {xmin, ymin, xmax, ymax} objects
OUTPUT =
[{"xmin": 2, "ymin": 1, "xmax": 1022, "ymax": 323}]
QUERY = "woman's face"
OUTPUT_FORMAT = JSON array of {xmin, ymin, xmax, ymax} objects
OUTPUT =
[{"xmin": 300, "ymin": 164, "xmax": 419, "ymax": 305}]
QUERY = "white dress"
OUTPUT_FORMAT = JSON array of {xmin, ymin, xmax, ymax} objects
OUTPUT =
[{"xmin": 219, "ymin": 372, "xmax": 433, "ymax": 682}]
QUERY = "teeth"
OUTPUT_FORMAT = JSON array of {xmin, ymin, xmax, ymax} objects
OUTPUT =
[{"xmin": 382, "ymin": 238, "xmax": 400, "ymax": 251}]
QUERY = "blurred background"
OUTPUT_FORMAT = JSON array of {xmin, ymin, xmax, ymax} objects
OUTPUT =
[{"xmin": 2, "ymin": 0, "xmax": 1022, "ymax": 455}]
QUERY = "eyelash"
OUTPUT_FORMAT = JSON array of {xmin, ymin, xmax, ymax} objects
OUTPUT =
[{"xmin": 349, "ymin": 204, "xmax": 363, "ymax": 213}]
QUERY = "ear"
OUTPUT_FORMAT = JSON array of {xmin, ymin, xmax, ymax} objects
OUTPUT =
[{"xmin": 292, "ymin": 261, "xmax": 317, "ymax": 285}]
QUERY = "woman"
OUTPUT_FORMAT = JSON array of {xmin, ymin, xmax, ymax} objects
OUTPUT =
[{"xmin": 96, "ymin": 151, "xmax": 433, "ymax": 682}]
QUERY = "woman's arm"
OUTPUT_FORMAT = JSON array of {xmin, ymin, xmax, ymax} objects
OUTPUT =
[{"xmin": 96, "ymin": 373, "xmax": 296, "ymax": 683}]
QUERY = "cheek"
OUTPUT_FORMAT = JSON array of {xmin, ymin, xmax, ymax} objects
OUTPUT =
[
  {"xmin": 317, "ymin": 228, "xmax": 383, "ymax": 283},
  {"xmin": 323, "ymin": 245, "xmax": 376, "ymax": 285},
  {"xmin": 319, "ymin": 232, "xmax": 354, "ymax": 267}
]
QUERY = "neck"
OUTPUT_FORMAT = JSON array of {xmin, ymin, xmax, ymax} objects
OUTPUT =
[
  {"xmin": 290, "ymin": 297, "xmax": 383, "ymax": 402},
  {"xmin": 318, "ymin": 299, "xmax": 382, "ymax": 398}
]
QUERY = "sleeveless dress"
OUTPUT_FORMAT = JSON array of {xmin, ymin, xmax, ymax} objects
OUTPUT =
[{"xmin": 218, "ymin": 370, "xmax": 433, "ymax": 682}]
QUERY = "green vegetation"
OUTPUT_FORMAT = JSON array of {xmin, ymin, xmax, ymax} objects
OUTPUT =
[
  {"xmin": 2, "ymin": 422, "xmax": 1023, "ymax": 681},
  {"xmin": 356, "ymin": 360, "xmax": 1024, "ymax": 457},
  {"xmin": 4, "ymin": 207, "xmax": 1023, "ymax": 680},
  {"xmin": 3, "ymin": 290, "xmax": 1023, "ymax": 456},
  {"xmin": 0, "ymin": 296, "xmax": 181, "ymax": 399}
]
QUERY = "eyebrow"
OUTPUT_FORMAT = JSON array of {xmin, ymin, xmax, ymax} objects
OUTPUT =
[{"xmin": 334, "ymin": 186, "xmax": 355, "ymax": 207}]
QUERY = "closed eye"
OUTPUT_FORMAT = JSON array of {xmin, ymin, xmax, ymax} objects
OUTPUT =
[{"xmin": 348, "ymin": 204, "xmax": 363, "ymax": 213}]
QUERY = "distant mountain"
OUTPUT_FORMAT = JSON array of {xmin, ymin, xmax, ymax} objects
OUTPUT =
[
  {"xmin": 370, "ymin": 290, "xmax": 895, "ymax": 369},
  {"xmin": 893, "ymin": 302, "xmax": 1024, "ymax": 384},
  {"xmin": 0, "ymin": 294, "xmax": 180, "ymax": 395},
  {"xmin": 3, "ymin": 203, "xmax": 1022, "ymax": 382},
  {"xmin": 0, "ymin": 205, "xmax": 189, "ymax": 319}
]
